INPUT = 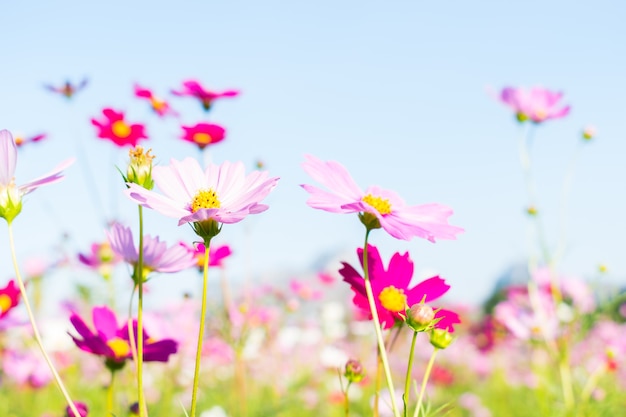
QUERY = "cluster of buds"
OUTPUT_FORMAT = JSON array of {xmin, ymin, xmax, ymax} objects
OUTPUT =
[{"xmin": 405, "ymin": 302, "xmax": 454, "ymax": 349}]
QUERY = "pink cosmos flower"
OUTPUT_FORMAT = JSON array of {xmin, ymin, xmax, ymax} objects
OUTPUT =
[
  {"xmin": 2, "ymin": 349, "xmax": 52, "ymax": 388},
  {"xmin": 180, "ymin": 122, "xmax": 226, "ymax": 150},
  {"xmin": 134, "ymin": 84, "xmax": 178, "ymax": 118},
  {"xmin": 69, "ymin": 305, "xmax": 178, "ymax": 366},
  {"xmin": 78, "ymin": 239, "xmax": 122, "ymax": 279},
  {"xmin": 13, "ymin": 132, "xmax": 46, "ymax": 148},
  {"xmin": 0, "ymin": 130, "xmax": 74, "ymax": 224},
  {"xmin": 499, "ymin": 86, "xmax": 570, "ymax": 123},
  {"xmin": 106, "ymin": 223, "xmax": 196, "ymax": 277},
  {"xmin": 301, "ymin": 155, "xmax": 463, "ymax": 242},
  {"xmin": 91, "ymin": 108, "xmax": 147, "ymax": 147},
  {"xmin": 125, "ymin": 158, "xmax": 279, "ymax": 228},
  {"xmin": 44, "ymin": 78, "xmax": 88, "ymax": 99},
  {"xmin": 171, "ymin": 80, "xmax": 239, "ymax": 111},
  {"xmin": 178, "ymin": 241, "xmax": 232, "ymax": 271},
  {"xmin": 339, "ymin": 244, "xmax": 460, "ymax": 331},
  {"xmin": 0, "ymin": 280, "xmax": 20, "ymax": 318}
]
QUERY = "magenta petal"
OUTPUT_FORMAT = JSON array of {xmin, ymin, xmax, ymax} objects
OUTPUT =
[
  {"xmin": 384, "ymin": 251, "xmax": 414, "ymax": 288},
  {"xmin": 434, "ymin": 308, "xmax": 461, "ymax": 332},
  {"xmin": 339, "ymin": 261, "xmax": 366, "ymax": 296},
  {"xmin": 407, "ymin": 276, "xmax": 450, "ymax": 304},
  {"xmin": 142, "ymin": 339, "xmax": 178, "ymax": 362},
  {"xmin": 92, "ymin": 306, "xmax": 119, "ymax": 340}
]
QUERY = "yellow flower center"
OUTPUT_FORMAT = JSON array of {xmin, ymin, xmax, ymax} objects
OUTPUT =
[
  {"xmin": 150, "ymin": 98, "xmax": 166, "ymax": 112},
  {"xmin": 112, "ymin": 120, "xmax": 131, "ymax": 138},
  {"xmin": 362, "ymin": 194, "xmax": 392, "ymax": 215},
  {"xmin": 193, "ymin": 132, "xmax": 213, "ymax": 145},
  {"xmin": 107, "ymin": 337, "xmax": 131, "ymax": 358},
  {"xmin": 98, "ymin": 242, "xmax": 115, "ymax": 263},
  {"xmin": 190, "ymin": 189, "xmax": 221, "ymax": 213},
  {"xmin": 14, "ymin": 136, "xmax": 24, "ymax": 146},
  {"xmin": 0, "ymin": 294, "xmax": 12, "ymax": 313},
  {"xmin": 378, "ymin": 286, "xmax": 407, "ymax": 312}
]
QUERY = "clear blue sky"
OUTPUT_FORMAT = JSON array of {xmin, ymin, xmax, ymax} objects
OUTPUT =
[{"xmin": 0, "ymin": 0, "xmax": 624, "ymax": 309}]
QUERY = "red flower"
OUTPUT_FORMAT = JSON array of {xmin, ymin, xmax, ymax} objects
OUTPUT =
[
  {"xmin": 0, "ymin": 280, "xmax": 20, "ymax": 318},
  {"xmin": 171, "ymin": 80, "xmax": 239, "ymax": 111},
  {"xmin": 44, "ymin": 78, "xmax": 88, "ymax": 99},
  {"xmin": 134, "ymin": 84, "xmax": 178, "ymax": 118},
  {"xmin": 180, "ymin": 122, "xmax": 226, "ymax": 149},
  {"xmin": 91, "ymin": 108, "xmax": 147, "ymax": 147}
]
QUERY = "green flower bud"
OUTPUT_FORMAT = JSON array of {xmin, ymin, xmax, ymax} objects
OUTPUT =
[
  {"xmin": 430, "ymin": 328, "xmax": 454, "ymax": 349},
  {"xmin": 344, "ymin": 358, "xmax": 365, "ymax": 383}
]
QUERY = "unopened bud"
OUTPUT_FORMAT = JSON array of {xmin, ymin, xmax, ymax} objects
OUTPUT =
[
  {"xmin": 430, "ymin": 328, "xmax": 454, "ymax": 349},
  {"xmin": 344, "ymin": 358, "xmax": 365, "ymax": 383},
  {"xmin": 582, "ymin": 126, "xmax": 596, "ymax": 141},
  {"xmin": 526, "ymin": 206, "xmax": 538, "ymax": 216},
  {"xmin": 126, "ymin": 146, "xmax": 154, "ymax": 189},
  {"xmin": 406, "ymin": 304, "xmax": 435, "ymax": 332}
]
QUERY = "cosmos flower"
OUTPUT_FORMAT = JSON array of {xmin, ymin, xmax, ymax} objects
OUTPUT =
[
  {"xmin": 12, "ymin": 133, "xmax": 46, "ymax": 148},
  {"xmin": 0, "ymin": 280, "xmax": 20, "ymax": 319},
  {"xmin": 69, "ymin": 305, "xmax": 178, "ymax": 366},
  {"xmin": 106, "ymin": 223, "xmax": 196, "ymax": 280},
  {"xmin": 339, "ymin": 244, "xmax": 460, "ymax": 331},
  {"xmin": 91, "ymin": 108, "xmax": 147, "ymax": 147},
  {"xmin": 134, "ymin": 84, "xmax": 178, "ymax": 118},
  {"xmin": 180, "ymin": 122, "xmax": 226, "ymax": 150},
  {"xmin": 44, "ymin": 78, "xmax": 88, "ymax": 99},
  {"xmin": 0, "ymin": 130, "xmax": 74, "ymax": 224},
  {"xmin": 171, "ymin": 80, "xmax": 239, "ymax": 111},
  {"xmin": 301, "ymin": 155, "xmax": 463, "ymax": 242},
  {"xmin": 498, "ymin": 86, "xmax": 570, "ymax": 123},
  {"xmin": 77, "ymin": 239, "xmax": 122, "ymax": 279},
  {"xmin": 2, "ymin": 349, "xmax": 52, "ymax": 388},
  {"xmin": 178, "ymin": 241, "xmax": 232, "ymax": 271},
  {"xmin": 125, "ymin": 158, "xmax": 279, "ymax": 239}
]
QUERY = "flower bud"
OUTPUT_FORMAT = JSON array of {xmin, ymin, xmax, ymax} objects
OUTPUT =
[
  {"xmin": 344, "ymin": 358, "xmax": 365, "ymax": 383},
  {"xmin": 406, "ymin": 303, "xmax": 435, "ymax": 332},
  {"xmin": 66, "ymin": 402, "xmax": 89, "ymax": 417},
  {"xmin": 0, "ymin": 180, "xmax": 22, "ymax": 224},
  {"xmin": 126, "ymin": 146, "xmax": 154, "ymax": 190},
  {"xmin": 582, "ymin": 126, "xmax": 596, "ymax": 141},
  {"xmin": 430, "ymin": 328, "xmax": 454, "ymax": 349},
  {"xmin": 359, "ymin": 212, "xmax": 381, "ymax": 231}
]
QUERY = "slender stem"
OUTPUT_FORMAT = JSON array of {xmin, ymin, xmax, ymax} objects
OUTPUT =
[
  {"xmin": 413, "ymin": 348, "xmax": 439, "ymax": 417},
  {"xmin": 344, "ymin": 381, "xmax": 352, "ymax": 417},
  {"xmin": 107, "ymin": 370, "xmax": 116, "ymax": 415},
  {"xmin": 559, "ymin": 353, "xmax": 575, "ymax": 410},
  {"xmin": 361, "ymin": 230, "xmax": 400, "ymax": 417},
  {"xmin": 190, "ymin": 239, "xmax": 211, "ymax": 417},
  {"xmin": 403, "ymin": 332, "xmax": 418, "ymax": 417},
  {"xmin": 580, "ymin": 361, "xmax": 606, "ymax": 403},
  {"xmin": 7, "ymin": 224, "xmax": 82, "ymax": 417},
  {"xmin": 136, "ymin": 205, "xmax": 147, "ymax": 417}
]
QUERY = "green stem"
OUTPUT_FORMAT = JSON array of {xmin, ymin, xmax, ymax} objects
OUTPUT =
[
  {"xmin": 403, "ymin": 332, "xmax": 418, "ymax": 417},
  {"xmin": 413, "ymin": 348, "xmax": 438, "ymax": 417},
  {"xmin": 190, "ymin": 239, "xmax": 211, "ymax": 417},
  {"xmin": 107, "ymin": 370, "xmax": 116, "ymax": 415},
  {"xmin": 136, "ymin": 205, "xmax": 147, "ymax": 417},
  {"xmin": 7, "ymin": 224, "xmax": 82, "ymax": 417},
  {"xmin": 344, "ymin": 381, "xmax": 352, "ymax": 417},
  {"xmin": 362, "ymin": 230, "xmax": 400, "ymax": 417}
]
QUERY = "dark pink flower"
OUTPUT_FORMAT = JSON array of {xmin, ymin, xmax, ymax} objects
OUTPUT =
[
  {"xmin": 178, "ymin": 241, "xmax": 232, "ymax": 270},
  {"xmin": 499, "ymin": 86, "xmax": 570, "ymax": 123},
  {"xmin": 171, "ymin": 80, "xmax": 239, "ymax": 111},
  {"xmin": 180, "ymin": 122, "xmax": 226, "ymax": 150},
  {"xmin": 0, "ymin": 280, "xmax": 20, "ymax": 319},
  {"xmin": 134, "ymin": 84, "xmax": 178, "ymax": 118},
  {"xmin": 44, "ymin": 78, "xmax": 88, "ymax": 100},
  {"xmin": 12, "ymin": 132, "xmax": 46, "ymax": 148},
  {"xmin": 339, "ymin": 244, "xmax": 460, "ymax": 331},
  {"xmin": 91, "ymin": 108, "xmax": 147, "ymax": 147},
  {"xmin": 77, "ymin": 239, "xmax": 122, "ymax": 279}
]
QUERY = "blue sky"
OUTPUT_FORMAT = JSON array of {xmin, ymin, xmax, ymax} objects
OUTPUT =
[{"xmin": 0, "ymin": 0, "xmax": 624, "ymax": 309}]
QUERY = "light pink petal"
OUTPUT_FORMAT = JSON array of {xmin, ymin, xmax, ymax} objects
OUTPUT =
[
  {"xmin": 126, "ymin": 183, "xmax": 189, "ymax": 219},
  {"xmin": 19, "ymin": 158, "xmax": 75, "ymax": 195},
  {"xmin": 301, "ymin": 154, "xmax": 363, "ymax": 203},
  {"xmin": 302, "ymin": 184, "xmax": 359, "ymax": 213},
  {"xmin": 106, "ymin": 223, "xmax": 138, "ymax": 262},
  {"xmin": 0, "ymin": 130, "xmax": 17, "ymax": 185}
]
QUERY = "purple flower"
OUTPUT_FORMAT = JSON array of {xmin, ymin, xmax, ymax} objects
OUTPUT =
[{"xmin": 499, "ymin": 86, "xmax": 570, "ymax": 123}]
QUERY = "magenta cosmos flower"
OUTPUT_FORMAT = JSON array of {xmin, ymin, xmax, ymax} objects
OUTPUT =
[
  {"xmin": 0, "ymin": 130, "xmax": 74, "ymax": 224},
  {"xmin": 91, "ymin": 108, "xmax": 147, "ymax": 147},
  {"xmin": 125, "ymin": 158, "xmax": 279, "ymax": 238},
  {"xmin": 499, "ymin": 86, "xmax": 570, "ymax": 123},
  {"xmin": 339, "ymin": 244, "xmax": 460, "ymax": 331},
  {"xmin": 301, "ymin": 155, "xmax": 463, "ymax": 242},
  {"xmin": 106, "ymin": 223, "xmax": 196, "ymax": 280},
  {"xmin": 44, "ymin": 78, "xmax": 88, "ymax": 100},
  {"xmin": 180, "ymin": 122, "xmax": 226, "ymax": 150},
  {"xmin": 69, "ymin": 305, "xmax": 177, "ymax": 367},
  {"xmin": 0, "ymin": 280, "xmax": 20, "ymax": 318},
  {"xmin": 179, "ymin": 241, "xmax": 232, "ymax": 271},
  {"xmin": 13, "ymin": 132, "xmax": 46, "ymax": 148},
  {"xmin": 134, "ymin": 84, "xmax": 178, "ymax": 118},
  {"xmin": 171, "ymin": 79, "xmax": 239, "ymax": 111},
  {"xmin": 78, "ymin": 238, "xmax": 122, "ymax": 279}
]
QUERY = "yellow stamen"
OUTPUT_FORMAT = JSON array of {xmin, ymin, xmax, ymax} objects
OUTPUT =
[
  {"xmin": 378, "ymin": 286, "xmax": 407, "ymax": 312},
  {"xmin": 150, "ymin": 98, "xmax": 166, "ymax": 112},
  {"xmin": 14, "ymin": 136, "xmax": 24, "ymax": 146},
  {"xmin": 362, "ymin": 194, "xmax": 392, "ymax": 215},
  {"xmin": 0, "ymin": 294, "xmax": 12, "ymax": 313},
  {"xmin": 112, "ymin": 120, "xmax": 131, "ymax": 138},
  {"xmin": 107, "ymin": 337, "xmax": 131, "ymax": 358},
  {"xmin": 193, "ymin": 132, "xmax": 213, "ymax": 145},
  {"xmin": 190, "ymin": 189, "xmax": 221, "ymax": 212}
]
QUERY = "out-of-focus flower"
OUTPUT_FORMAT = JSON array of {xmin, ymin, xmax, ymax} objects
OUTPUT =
[
  {"xmin": 344, "ymin": 358, "xmax": 365, "ymax": 383},
  {"xmin": 106, "ymin": 223, "xmax": 196, "ymax": 283},
  {"xmin": 125, "ymin": 158, "xmax": 279, "ymax": 240},
  {"xmin": 44, "ymin": 78, "xmax": 88, "ymax": 100},
  {"xmin": 171, "ymin": 80, "xmax": 239, "ymax": 111},
  {"xmin": 2, "ymin": 349, "xmax": 52, "ymax": 388},
  {"xmin": 180, "ymin": 122, "xmax": 226, "ymax": 150},
  {"xmin": 78, "ymin": 239, "xmax": 122, "ymax": 280},
  {"xmin": 0, "ymin": 130, "xmax": 74, "ymax": 224},
  {"xmin": 69, "ymin": 305, "xmax": 178, "ymax": 368},
  {"xmin": 290, "ymin": 279, "xmax": 322, "ymax": 301},
  {"xmin": 0, "ymin": 280, "xmax": 21, "ymax": 318},
  {"xmin": 178, "ymin": 241, "xmax": 232, "ymax": 271},
  {"xmin": 134, "ymin": 84, "xmax": 178, "ymax": 118},
  {"xmin": 339, "ymin": 244, "xmax": 460, "ymax": 331},
  {"xmin": 65, "ymin": 402, "xmax": 89, "ymax": 417},
  {"xmin": 91, "ymin": 108, "xmax": 147, "ymax": 147},
  {"xmin": 582, "ymin": 125, "xmax": 596, "ymax": 141},
  {"xmin": 498, "ymin": 86, "xmax": 570, "ymax": 123},
  {"xmin": 301, "ymin": 155, "xmax": 463, "ymax": 242},
  {"xmin": 12, "ymin": 132, "xmax": 46, "ymax": 148}
]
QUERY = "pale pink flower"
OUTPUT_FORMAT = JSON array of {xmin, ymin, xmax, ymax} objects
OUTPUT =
[
  {"xmin": 125, "ymin": 158, "xmax": 279, "ymax": 227},
  {"xmin": 499, "ymin": 86, "xmax": 570, "ymax": 123},
  {"xmin": 301, "ymin": 155, "xmax": 462, "ymax": 242},
  {"xmin": 171, "ymin": 79, "xmax": 239, "ymax": 111}
]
